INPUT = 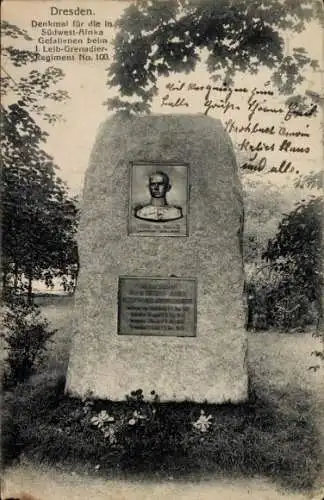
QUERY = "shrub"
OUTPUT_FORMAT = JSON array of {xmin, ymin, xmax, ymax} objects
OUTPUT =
[
  {"xmin": 1, "ymin": 297, "xmax": 56, "ymax": 389},
  {"xmin": 261, "ymin": 197, "xmax": 323, "ymax": 330},
  {"xmin": 246, "ymin": 273, "xmax": 319, "ymax": 331}
]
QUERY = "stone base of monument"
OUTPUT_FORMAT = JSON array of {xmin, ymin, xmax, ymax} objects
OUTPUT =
[{"xmin": 65, "ymin": 113, "xmax": 248, "ymax": 403}]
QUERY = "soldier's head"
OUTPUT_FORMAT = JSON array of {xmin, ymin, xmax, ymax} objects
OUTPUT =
[{"xmin": 148, "ymin": 171, "xmax": 171, "ymax": 199}]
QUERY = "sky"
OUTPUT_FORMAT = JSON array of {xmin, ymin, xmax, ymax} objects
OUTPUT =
[{"xmin": 2, "ymin": 0, "xmax": 324, "ymax": 195}]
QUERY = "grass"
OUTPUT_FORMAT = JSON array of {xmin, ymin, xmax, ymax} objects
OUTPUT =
[{"xmin": 2, "ymin": 370, "xmax": 322, "ymax": 491}]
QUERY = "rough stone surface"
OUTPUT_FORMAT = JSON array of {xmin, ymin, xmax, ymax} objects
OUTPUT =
[{"xmin": 66, "ymin": 113, "xmax": 248, "ymax": 403}]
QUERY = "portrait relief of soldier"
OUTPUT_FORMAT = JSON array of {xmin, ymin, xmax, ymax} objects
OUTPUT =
[
  {"xmin": 134, "ymin": 171, "xmax": 183, "ymax": 222},
  {"xmin": 129, "ymin": 164, "xmax": 188, "ymax": 235}
]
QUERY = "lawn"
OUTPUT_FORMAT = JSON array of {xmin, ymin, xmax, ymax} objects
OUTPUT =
[{"xmin": 2, "ymin": 295, "xmax": 324, "ymax": 493}]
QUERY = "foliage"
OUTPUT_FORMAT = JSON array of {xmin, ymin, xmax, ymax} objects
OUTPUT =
[
  {"xmin": 107, "ymin": 0, "xmax": 321, "ymax": 112},
  {"xmin": 1, "ymin": 21, "xmax": 79, "ymax": 301},
  {"xmin": 1, "ymin": 297, "xmax": 57, "ymax": 389},
  {"xmin": 85, "ymin": 389, "xmax": 161, "ymax": 449},
  {"xmin": 242, "ymin": 165, "xmax": 323, "ymax": 332},
  {"xmin": 1, "ymin": 376, "xmax": 321, "ymax": 490},
  {"xmin": 246, "ymin": 267, "xmax": 319, "ymax": 331},
  {"xmin": 242, "ymin": 176, "xmax": 294, "ymax": 263},
  {"xmin": 261, "ymin": 197, "xmax": 323, "ymax": 329},
  {"xmin": 294, "ymin": 170, "xmax": 323, "ymax": 190}
]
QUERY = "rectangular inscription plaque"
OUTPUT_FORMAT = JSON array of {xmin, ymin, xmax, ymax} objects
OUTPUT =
[
  {"xmin": 118, "ymin": 277, "xmax": 197, "ymax": 337},
  {"xmin": 128, "ymin": 162, "xmax": 189, "ymax": 237}
]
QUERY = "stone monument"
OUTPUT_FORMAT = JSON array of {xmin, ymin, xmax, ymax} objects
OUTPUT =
[{"xmin": 65, "ymin": 113, "xmax": 248, "ymax": 403}]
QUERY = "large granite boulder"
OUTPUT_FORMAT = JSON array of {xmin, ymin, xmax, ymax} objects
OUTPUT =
[{"xmin": 66, "ymin": 113, "xmax": 248, "ymax": 403}]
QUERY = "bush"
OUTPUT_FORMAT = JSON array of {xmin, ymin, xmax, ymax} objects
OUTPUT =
[
  {"xmin": 246, "ymin": 273, "xmax": 319, "ymax": 331},
  {"xmin": 261, "ymin": 197, "xmax": 323, "ymax": 329},
  {"xmin": 1, "ymin": 297, "xmax": 56, "ymax": 389},
  {"xmin": 245, "ymin": 197, "xmax": 323, "ymax": 331}
]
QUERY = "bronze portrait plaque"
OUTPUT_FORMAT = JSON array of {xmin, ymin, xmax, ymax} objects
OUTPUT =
[
  {"xmin": 128, "ymin": 162, "xmax": 189, "ymax": 236},
  {"xmin": 118, "ymin": 277, "xmax": 197, "ymax": 337}
]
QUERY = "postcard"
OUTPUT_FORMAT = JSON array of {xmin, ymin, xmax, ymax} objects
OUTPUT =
[{"xmin": 1, "ymin": 1, "xmax": 323, "ymax": 499}]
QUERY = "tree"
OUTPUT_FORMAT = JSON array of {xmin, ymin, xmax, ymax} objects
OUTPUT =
[
  {"xmin": 106, "ymin": 0, "xmax": 322, "ymax": 113},
  {"xmin": 1, "ymin": 22, "xmax": 79, "ymax": 302}
]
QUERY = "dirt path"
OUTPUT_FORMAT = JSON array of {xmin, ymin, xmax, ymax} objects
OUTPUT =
[
  {"xmin": 2, "ymin": 332, "xmax": 324, "ymax": 500},
  {"xmin": 3, "ymin": 464, "xmax": 322, "ymax": 500}
]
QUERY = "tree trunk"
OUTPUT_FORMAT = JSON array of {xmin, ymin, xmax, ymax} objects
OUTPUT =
[
  {"xmin": 74, "ymin": 261, "xmax": 80, "ymax": 293},
  {"xmin": 26, "ymin": 269, "xmax": 33, "ymax": 305},
  {"xmin": 2, "ymin": 260, "xmax": 11, "ymax": 301},
  {"xmin": 13, "ymin": 262, "xmax": 19, "ymax": 291},
  {"xmin": 2, "ymin": 268, "xmax": 9, "ymax": 299}
]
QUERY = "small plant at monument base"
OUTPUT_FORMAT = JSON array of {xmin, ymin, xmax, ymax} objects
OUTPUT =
[
  {"xmin": 127, "ymin": 409, "xmax": 147, "ymax": 426},
  {"xmin": 82, "ymin": 396, "xmax": 94, "ymax": 415},
  {"xmin": 192, "ymin": 410, "xmax": 213, "ymax": 433},
  {"xmin": 90, "ymin": 410, "xmax": 115, "ymax": 428},
  {"xmin": 90, "ymin": 410, "xmax": 118, "ymax": 445},
  {"xmin": 84, "ymin": 389, "xmax": 159, "ymax": 448}
]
